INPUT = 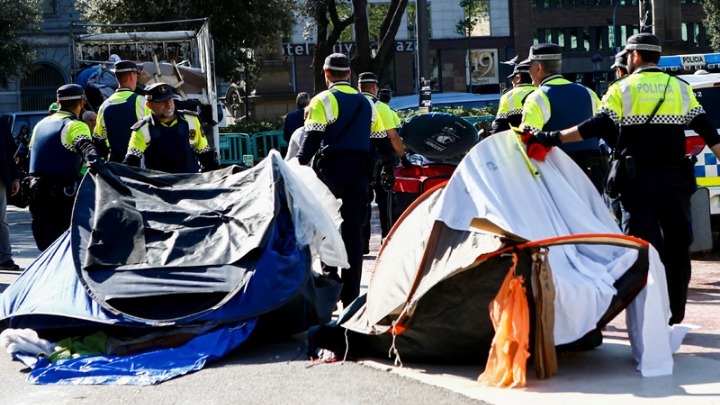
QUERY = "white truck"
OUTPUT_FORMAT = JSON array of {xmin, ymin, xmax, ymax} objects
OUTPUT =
[
  {"xmin": 70, "ymin": 18, "xmax": 221, "ymax": 153},
  {"xmin": 659, "ymin": 52, "xmax": 720, "ymax": 249}
]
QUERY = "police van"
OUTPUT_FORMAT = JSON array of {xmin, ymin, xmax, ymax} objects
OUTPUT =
[{"xmin": 659, "ymin": 53, "xmax": 720, "ymax": 248}]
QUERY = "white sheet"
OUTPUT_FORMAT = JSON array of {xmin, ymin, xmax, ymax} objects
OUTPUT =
[
  {"xmin": 272, "ymin": 151, "xmax": 348, "ymax": 269},
  {"xmin": 436, "ymin": 131, "xmax": 673, "ymax": 376}
]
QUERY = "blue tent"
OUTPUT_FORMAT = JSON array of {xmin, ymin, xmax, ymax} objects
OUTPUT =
[{"xmin": 0, "ymin": 154, "xmax": 342, "ymax": 384}]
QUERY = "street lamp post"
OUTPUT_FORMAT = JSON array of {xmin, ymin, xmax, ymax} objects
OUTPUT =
[
  {"xmin": 591, "ymin": 51, "xmax": 603, "ymax": 96},
  {"xmin": 612, "ymin": 0, "xmax": 624, "ymax": 53}
]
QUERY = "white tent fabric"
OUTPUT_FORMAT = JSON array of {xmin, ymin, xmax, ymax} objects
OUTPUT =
[
  {"xmin": 435, "ymin": 131, "xmax": 673, "ymax": 377},
  {"xmin": 276, "ymin": 152, "xmax": 348, "ymax": 269}
]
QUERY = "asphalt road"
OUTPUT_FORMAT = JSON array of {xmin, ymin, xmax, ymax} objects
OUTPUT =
[{"xmin": 1, "ymin": 205, "xmax": 720, "ymax": 405}]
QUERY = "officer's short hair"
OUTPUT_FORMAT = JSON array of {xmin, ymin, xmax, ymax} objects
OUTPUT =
[
  {"xmin": 538, "ymin": 59, "xmax": 562, "ymax": 75},
  {"xmin": 378, "ymin": 89, "xmax": 392, "ymax": 103},
  {"xmin": 296, "ymin": 92, "xmax": 310, "ymax": 108},
  {"xmin": 326, "ymin": 69, "xmax": 350, "ymax": 81},
  {"xmin": 634, "ymin": 50, "xmax": 660, "ymax": 64},
  {"xmin": 517, "ymin": 72, "xmax": 532, "ymax": 84}
]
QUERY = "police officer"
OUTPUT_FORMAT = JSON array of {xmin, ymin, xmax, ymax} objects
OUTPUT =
[
  {"xmin": 611, "ymin": 50, "xmax": 629, "ymax": 80},
  {"xmin": 123, "ymin": 82, "xmax": 219, "ymax": 173},
  {"xmin": 531, "ymin": 33, "xmax": 720, "ymax": 325},
  {"xmin": 358, "ymin": 72, "xmax": 412, "ymax": 252},
  {"xmin": 296, "ymin": 54, "xmax": 388, "ymax": 307},
  {"xmin": 377, "ymin": 88, "xmax": 403, "ymax": 131},
  {"xmin": 520, "ymin": 43, "xmax": 604, "ymax": 191},
  {"xmin": 28, "ymin": 84, "xmax": 105, "ymax": 251},
  {"xmin": 95, "ymin": 60, "xmax": 146, "ymax": 162},
  {"xmin": 491, "ymin": 62, "xmax": 536, "ymax": 135}
]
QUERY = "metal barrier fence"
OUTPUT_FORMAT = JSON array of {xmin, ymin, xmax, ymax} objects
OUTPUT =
[
  {"xmin": 218, "ymin": 133, "xmax": 252, "ymax": 165},
  {"xmin": 218, "ymin": 131, "xmax": 288, "ymax": 165},
  {"xmin": 251, "ymin": 131, "xmax": 287, "ymax": 162}
]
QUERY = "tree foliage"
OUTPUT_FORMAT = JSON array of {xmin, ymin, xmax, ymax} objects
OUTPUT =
[
  {"xmin": 0, "ymin": 0, "xmax": 43, "ymax": 87},
  {"xmin": 74, "ymin": 0, "xmax": 295, "ymax": 81},
  {"xmin": 703, "ymin": 0, "xmax": 720, "ymax": 51},
  {"xmin": 300, "ymin": 0, "xmax": 408, "ymax": 93}
]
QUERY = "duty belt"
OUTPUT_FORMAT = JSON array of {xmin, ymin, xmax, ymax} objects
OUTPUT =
[{"xmin": 28, "ymin": 174, "xmax": 79, "ymax": 197}]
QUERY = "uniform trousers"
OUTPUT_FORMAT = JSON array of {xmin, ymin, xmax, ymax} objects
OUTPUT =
[
  {"xmin": 316, "ymin": 153, "xmax": 369, "ymax": 307},
  {"xmin": 28, "ymin": 177, "xmax": 76, "ymax": 251},
  {"xmin": 620, "ymin": 168, "xmax": 694, "ymax": 324},
  {"xmin": 363, "ymin": 164, "xmax": 391, "ymax": 249}
]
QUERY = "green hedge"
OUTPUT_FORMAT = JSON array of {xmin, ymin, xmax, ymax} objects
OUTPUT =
[
  {"xmin": 221, "ymin": 105, "xmax": 498, "ymax": 133},
  {"xmin": 221, "ymin": 117, "xmax": 285, "ymax": 134},
  {"xmin": 397, "ymin": 105, "xmax": 498, "ymax": 120}
]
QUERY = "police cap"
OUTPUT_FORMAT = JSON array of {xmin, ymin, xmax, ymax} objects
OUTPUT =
[
  {"xmin": 323, "ymin": 53, "xmax": 351, "ymax": 72},
  {"xmin": 520, "ymin": 43, "xmax": 563, "ymax": 65},
  {"xmin": 358, "ymin": 72, "xmax": 378, "ymax": 84},
  {"xmin": 610, "ymin": 50, "xmax": 628, "ymax": 70},
  {"xmin": 378, "ymin": 88, "xmax": 392, "ymax": 103},
  {"xmin": 113, "ymin": 60, "xmax": 139, "ymax": 74},
  {"xmin": 145, "ymin": 82, "xmax": 175, "ymax": 102},
  {"xmin": 625, "ymin": 33, "xmax": 662, "ymax": 53},
  {"xmin": 56, "ymin": 84, "xmax": 84, "ymax": 102},
  {"xmin": 507, "ymin": 62, "xmax": 530, "ymax": 78}
]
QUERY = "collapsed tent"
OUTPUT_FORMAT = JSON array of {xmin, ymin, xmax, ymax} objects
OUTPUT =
[
  {"xmin": 313, "ymin": 131, "xmax": 676, "ymax": 378},
  {"xmin": 0, "ymin": 152, "xmax": 346, "ymax": 384}
]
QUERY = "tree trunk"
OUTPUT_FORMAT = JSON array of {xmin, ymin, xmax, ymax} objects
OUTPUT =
[
  {"xmin": 351, "ymin": 0, "xmax": 408, "ymax": 88},
  {"xmin": 311, "ymin": 0, "xmax": 355, "ymax": 93},
  {"xmin": 351, "ymin": 0, "xmax": 372, "ymax": 74},
  {"xmin": 374, "ymin": 0, "xmax": 409, "ymax": 88}
]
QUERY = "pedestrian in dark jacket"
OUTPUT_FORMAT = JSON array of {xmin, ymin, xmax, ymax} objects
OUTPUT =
[
  {"xmin": 283, "ymin": 92, "xmax": 310, "ymax": 143},
  {"xmin": 0, "ymin": 121, "xmax": 22, "ymax": 270}
]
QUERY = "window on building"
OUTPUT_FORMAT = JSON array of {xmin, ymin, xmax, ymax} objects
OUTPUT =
[
  {"xmin": 470, "ymin": 1, "xmax": 490, "ymax": 37},
  {"xmin": 533, "ymin": 29, "xmax": 553, "ymax": 44},
  {"xmin": 21, "ymin": 63, "xmax": 65, "ymax": 111},
  {"xmin": 683, "ymin": 22, "xmax": 709, "ymax": 47}
]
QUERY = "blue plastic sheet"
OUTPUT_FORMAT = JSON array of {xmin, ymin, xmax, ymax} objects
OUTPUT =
[{"xmin": 19, "ymin": 319, "xmax": 256, "ymax": 385}]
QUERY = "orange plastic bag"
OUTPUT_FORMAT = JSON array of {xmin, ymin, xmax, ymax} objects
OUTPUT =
[{"xmin": 477, "ymin": 260, "xmax": 530, "ymax": 388}]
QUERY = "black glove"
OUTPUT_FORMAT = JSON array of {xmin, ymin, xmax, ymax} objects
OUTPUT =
[
  {"xmin": 380, "ymin": 164, "xmax": 395, "ymax": 191},
  {"xmin": 533, "ymin": 131, "xmax": 561, "ymax": 147},
  {"xmin": 85, "ymin": 152, "xmax": 132, "ymax": 196},
  {"xmin": 400, "ymin": 154, "xmax": 413, "ymax": 170}
]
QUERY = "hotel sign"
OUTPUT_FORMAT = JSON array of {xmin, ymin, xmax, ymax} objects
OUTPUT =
[{"xmin": 282, "ymin": 41, "xmax": 417, "ymax": 57}]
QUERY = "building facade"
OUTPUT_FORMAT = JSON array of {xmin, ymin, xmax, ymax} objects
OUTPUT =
[
  {"xmin": 278, "ymin": 0, "xmax": 711, "ymax": 102},
  {"xmin": 282, "ymin": 0, "xmax": 515, "ymax": 98},
  {"xmin": 3, "ymin": 0, "xmax": 714, "ymax": 119},
  {"xmin": 511, "ymin": 0, "xmax": 711, "ymax": 93},
  {"xmin": 1, "ymin": 0, "xmax": 84, "ymax": 113}
]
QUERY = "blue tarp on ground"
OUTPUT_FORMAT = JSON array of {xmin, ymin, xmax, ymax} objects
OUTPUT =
[{"xmin": 16, "ymin": 320, "xmax": 256, "ymax": 385}]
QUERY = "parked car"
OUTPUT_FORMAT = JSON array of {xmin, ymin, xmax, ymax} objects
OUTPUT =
[{"xmin": 0, "ymin": 111, "xmax": 48, "ymax": 142}]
